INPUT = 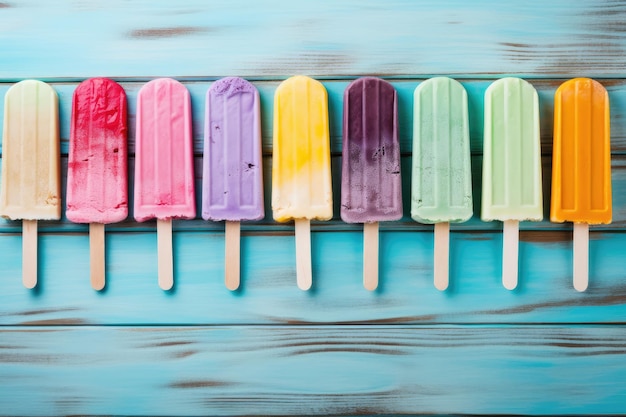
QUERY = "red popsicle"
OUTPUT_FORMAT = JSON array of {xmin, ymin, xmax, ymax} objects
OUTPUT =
[{"xmin": 66, "ymin": 78, "xmax": 128, "ymax": 290}]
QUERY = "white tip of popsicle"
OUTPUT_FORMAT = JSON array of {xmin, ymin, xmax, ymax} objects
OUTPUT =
[
  {"xmin": 294, "ymin": 219, "xmax": 312, "ymax": 291},
  {"xmin": 573, "ymin": 280, "xmax": 588, "ymax": 292},
  {"xmin": 502, "ymin": 220, "xmax": 519, "ymax": 291},
  {"xmin": 433, "ymin": 222, "xmax": 450, "ymax": 291},
  {"xmin": 573, "ymin": 223, "xmax": 589, "ymax": 292},
  {"xmin": 503, "ymin": 277, "xmax": 518, "ymax": 291}
]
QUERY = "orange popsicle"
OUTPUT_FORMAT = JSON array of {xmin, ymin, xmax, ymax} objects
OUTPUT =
[{"xmin": 551, "ymin": 78, "xmax": 611, "ymax": 291}]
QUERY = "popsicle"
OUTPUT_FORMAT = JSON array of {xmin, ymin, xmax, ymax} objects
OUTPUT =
[
  {"xmin": 134, "ymin": 78, "xmax": 195, "ymax": 290},
  {"xmin": 551, "ymin": 78, "xmax": 611, "ymax": 292},
  {"xmin": 341, "ymin": 77, "xmax": 402, "ymax": 291},
  {"xmin": 412, "ymin": 77, "xmax": 472, "ymax": 290},
  {"xmin": 0, "ymin": 80, "xmax": 60, "ymax": 289},
  {"xmin": 66, "ymin": 78, "xmax": 128, "ymax": 290},
  {"xmin": 272, "ymin": 76, "xmax": 332, "ymax": 290},
  {"xmin": 482, "ymin": 77, "xmax": 542, "ymax": 290},
  {"xmin": 202, "ymin": 77, "xmax": 264, "ymax": 290}
]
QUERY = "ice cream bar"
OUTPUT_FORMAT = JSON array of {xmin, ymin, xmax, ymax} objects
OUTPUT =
[
  {"xmin": 551, "ymin": 78, "xmax": 611, "ymax": 291},
  {"xmin": 134, "ymin": 78, "xmax": 195, "ymax": 222},
  {"xmin": 412, "ymin": 77, "xmax": 472, "ymax": 290},
  {"xmin": 135, "ymin": 78, "xmax": 195, "ymax": 290},
  {"xmin": 551, "ymin": 78, "xmax": 611, "ymax": 224},
  {"xmin": 341, "ymin": 77, "xmax": 401, "ymax": 223},
  {"xmin": 0, "ymin": 80, "xmax": 60, "ymax": 288},
  {"xmin": 482, "ymin": 77, "xmax": 542, "ymax": 290},
  {"xmin": 482, "ymin": 78, "xmax": 542, "ymax": 222},
  {"xmin": 272, "ymin": 76, "xmax": 332, "ymax": 223},
  {"xmin": 412, "ymin": 77, "xmax": 472, "ymax": 224},
  {"xmin": 272, "ymin": 75, "xmax": 332, "ymax": 290},
  {"xmin": 202, "ymin": 77, "xmax": 263, "ymax": 222},
  {"xmin": 66, "ymin": 77, "xmax": 128, "ymax": 290},
  {"xmin": 202, "ymin": 77, "xmax": 263, "ymax": 290},
  {"xmin": 341, "ymin": 77, "xmax": 401, "ymax": 290},
  {"xmin": 67, "ymin": 78, "xmax": 127, "ymax": 224}
]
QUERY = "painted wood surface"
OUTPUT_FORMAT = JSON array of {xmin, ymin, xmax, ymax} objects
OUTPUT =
[
  {"xmin": 0, "ymin": 0, "xmax": 626, "ymax": 79},
  {"xmin": 2, "ymin": 325, "xmax": 626, "ymax": 416},
  {"xmin": 0, "ymin": 230, "xmax": 626, "ymax": 325},
  {"xmin": 1, "ymin": 1, "xmax": 626, "ymax": 416}
]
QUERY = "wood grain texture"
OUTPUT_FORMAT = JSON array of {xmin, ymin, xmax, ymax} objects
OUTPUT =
[
  {"xmin": 1, "ymin": 1, "xmax": 626, "ymax": 416},
  {"xmin": 1, "ymin": 325, "xmax": 626, "ymax": 416},
  {"xmin": 0, "ymin": 230, "xmax": 624, "ymax": 325},
  {"xmin": 0, "ymin": 1, "xmax": 625, "ymax": 78}
]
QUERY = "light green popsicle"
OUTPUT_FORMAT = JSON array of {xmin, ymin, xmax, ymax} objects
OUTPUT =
[
  {"xmin": 412, "ymin": 77, "xmax": 472, "ymax": 291},
  {"xmin": 482, "ymin": 77, "xmax": 542, "ymax": 222},
  {"xmin": 412, "ymin": 77, "xmax": 472, "ymax": 224},
  {"xmin": 482, "ymin": 77, "xmax": 542, "ymax": 290}
]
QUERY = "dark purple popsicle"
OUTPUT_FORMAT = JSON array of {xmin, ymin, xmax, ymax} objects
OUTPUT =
[{"xmin": 341, "ymin": 77, "xmax": 402, "ymax": 223}]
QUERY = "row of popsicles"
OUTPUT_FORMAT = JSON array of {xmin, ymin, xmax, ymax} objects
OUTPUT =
[{"xmin": 0, "ymin": 76, "xmax": 610, "ymax": 293}]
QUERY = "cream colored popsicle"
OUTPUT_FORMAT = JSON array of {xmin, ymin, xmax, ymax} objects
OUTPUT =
[
  {"xmin": 482, "ymin": 78, "xmax": 542, "ymax": 290},
  {"xmin": 272, "ymin": 76, "xmax": 332, "ymax": 290},
  {"xmin": 0, "ymin": 80, "xmax": 60, "ymax": 288},
  {"xmin": 551, "ymin": 78, "xmax": 611, "ymax": 291}
]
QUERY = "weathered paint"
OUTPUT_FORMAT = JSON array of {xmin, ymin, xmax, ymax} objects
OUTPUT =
[
  {"xmin": 1, "ymin": 1, "xmax": 626, "ymax": 416},
  {"xmin": 0, "ymin": 1, "xmax": 625, "ymax": 79},
  {"xmin": 1, "ymin": 326, "xmax": 626, "ymax": 416}
]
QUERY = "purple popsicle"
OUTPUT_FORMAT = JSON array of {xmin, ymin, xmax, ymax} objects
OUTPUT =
[
  {"xmin": 341, "ymin": 77, "xmax": 402, "ymax": 290},
  {"xmin": 202, "ymin": 77, "xmax": 264, "ymax": 290}
]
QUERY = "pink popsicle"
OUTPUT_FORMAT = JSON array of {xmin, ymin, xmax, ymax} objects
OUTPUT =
[
  {"xmin": 66, "ymin": 77, "xmax": 128, "ymax": 290},
  {"xmin": 202, "ymin": 77, "xmax": 263, "ymax": 290},
  {"xmin": 134, "ymin": 78, "xmax": 196, "ymax": 290}
]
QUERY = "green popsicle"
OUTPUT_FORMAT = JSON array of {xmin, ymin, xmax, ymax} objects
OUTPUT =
[
  {"xmin": 482, "ymin": 77, "xmax": 543, "ymax": 290},
  {"xmin": 412, "ymin": 77, "xmax": 472, "ymax": 290}
]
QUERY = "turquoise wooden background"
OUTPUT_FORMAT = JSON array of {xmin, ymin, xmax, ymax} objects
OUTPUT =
[{"xmin": 1, "ymin": 1, "xmax": 626, "ymax": 415}]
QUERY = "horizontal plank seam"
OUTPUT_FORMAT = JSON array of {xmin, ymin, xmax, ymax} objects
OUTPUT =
[{"xmin": 2, "ymin": 323, "xmax": 626, "ymax": 328}]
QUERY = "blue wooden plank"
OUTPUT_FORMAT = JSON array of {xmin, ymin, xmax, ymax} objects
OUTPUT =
[
  {"xmin": 0, "ymin": 1, "xmax": 625, "ymax": 79},
  {"xmin": 1, "ymin": 325, "xmax": 625, "ymax": 416},
  {"xmin": 0, "ymin": 229, "xmax": 624, "ymax": 325}
]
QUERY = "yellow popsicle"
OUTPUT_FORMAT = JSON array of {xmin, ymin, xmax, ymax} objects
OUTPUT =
[
  {"xmin": 272, "ymin": 75, "xmax": 332, "ymax": 223},
  {"xmin": 272, "ymin": 76, "xmax": 332, "ymax": 290}
]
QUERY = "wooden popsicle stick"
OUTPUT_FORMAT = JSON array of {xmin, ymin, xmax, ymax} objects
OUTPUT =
[
  {"xmin": 363, "ymin": 222, "xmax": 379, "ymax": 291},
  {"xmin": 89, "ymin": 223, "xmax": 106, "ymax": 291},
  {"xmin": 502, "ymin": 220, "xmax": 519, "ymax": 290},
  {"xmin": 157, "ymin": 219, "xmax": 174, "ymax": 290},
  {"xmin": 22, "ymin": 220, "xmax": 38, "ymax": 289},
  {"xmin": 434, "ymin": 222, "xmax": 450, "ymax": 291},
  {"xmin": 225, "ymin": 221, "xmax": 241, "ymax": 291},
  {"xmin": 294, "ymin": 219, "xmax": 312, "ymax": 291},
  {"xmin": 573, "ymin": 223, "xmax": 589, "ymax": 292}
]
